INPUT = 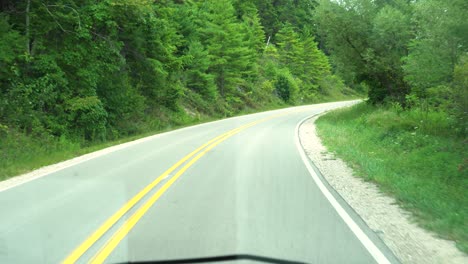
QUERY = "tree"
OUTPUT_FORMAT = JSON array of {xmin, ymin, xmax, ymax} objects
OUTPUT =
[
  {"xmin": 239, "ymin": 2, "xmax": 265, "ymax": 83},
  {"xmin": 403, "ymin": 0, "xmax": 468, "ymax": 95},
  {"xmin": 275, "ymin": 69, "xmax": 300, "ymax": 103},
  {"xmin": 300, "ymin": 34, "xmax": 331, "ymax": 95},
  {"xmin": 275, "ymin": 23, "xmax": 303, "ymax": 74},
  {"xmin": 314, "ymin": 0, "xmax": 412, "ymax": 103},
  {"xmin": 254, "ymin": 0, "xmax": 317, "ymax": 39},
  {"xmin": 182, "ymin": 40, "xmax": 217, "ymax": 101},
  {"xmin": 0, "ymin": 0, "xmax": 347, "ymax": 145},
  {"xmin": 197, "ymin": 0, "xmax": 252, "ymax": 99}
]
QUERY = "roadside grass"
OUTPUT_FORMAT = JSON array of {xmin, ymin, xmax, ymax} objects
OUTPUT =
[
  {"xmin": 0, "ymin": 89, "xmax": 359, "ymax": 182},
  {"xmin": 0, "ymin": 112, "xmax": 207, "ymax": 182},
  {"xmin": 315, "ymin": 102, "xmax": 468, "ymax": 253},
  {"xmin": 0, "ymin": 108, "xmax": 227, "ymax": 182}
]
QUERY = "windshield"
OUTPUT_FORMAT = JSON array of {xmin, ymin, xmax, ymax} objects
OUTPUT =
[{"xmin": 1, "ymin": 0, "xmax": 466, "ymax": 264}]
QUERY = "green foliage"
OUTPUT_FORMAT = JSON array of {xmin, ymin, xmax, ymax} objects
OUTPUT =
[
  {"xmin": 274, "ymin": 69, "xmax": 299, "ymax": 103},
  {"xmin": 318, "ymin": 75, "xmax": 358, "ymax": 100},
  {"xmin": 241, "ymin": 5, "xmax": 266, "ymax": 54},
  {"xmin": 197, "ymin": 0, "xmax": 252, "ymax": 98},
  {"xmin": 403, "ymin": 0, "xmax": 468, "ymax": 92},
  {"xmin": 315, "ymin": 0, "xmax": 411, "ymax": 103},
  {"xmin": 272, "ymin": 23, "xmax": 334, "ymax": 103},
  {"xmin": 314, "ymin": 0, "xmax": 373, "ymax": 85},
  {"xmin": 0, "ymin": 15, "xmax": 23, "ymax": 84},
  {"xmin": 314, "ymin": 0, "xmax": 467, "ymax": 151},
  {"xmin": 254, "ymin": 0, "xmax": 317, "ymax": 38},
  {"xmin": 0, "ymin": 0, "xmax": 353, "ymax": 180},
  {"xmin": 317, "ymin": 103, "xmax": 468, "ymax": 253},
  {"xmin": 182, "ymin": 41, "xmax": 217, "ymax": 101},
  {"xmin": 399, "ymin": 53, "xmax": 468, "ymax": 137},
  {"xmin": 0, "ymin": 127, "xmax": 80, "ymax": 181},
  {"xmin": 276, "ymin": 23, "xmax": 303, "ymax": 71},
  {"xmin": 66, "ymin": 96, "xmax": 107, "ymax": 140},
  {"xmin": 299, "ymin": 34, "xmax": 331, "ymax": 97},
  {"xmin": 254, "ymin": 80, "xmax": 276, "ymax": 103},
  {"xmin": 451, "ymin": 54, "xmax": 468, "ymax": 136}
]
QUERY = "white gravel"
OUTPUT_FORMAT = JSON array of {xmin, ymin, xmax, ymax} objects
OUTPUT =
[{"xmin": 299, "ymin": 114, "xmax": 468, "ymax": 264}]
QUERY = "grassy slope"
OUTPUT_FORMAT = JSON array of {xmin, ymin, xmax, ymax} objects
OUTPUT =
[
  {"xmin": 316, "ymin": 103, "xmax": 468, "ymax": 253},
  {"xmin": 0, "ymin": 90, "xmax": 359, "ymax": 181},
  {"xmin": 0, "ymin": 104, "xmax": 268, "ymax": 181}
]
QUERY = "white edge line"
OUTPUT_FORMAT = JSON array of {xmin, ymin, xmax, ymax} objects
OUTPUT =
[{"xmin": 295, "ymin": 114, "xmax": 391, "ymax": 264}]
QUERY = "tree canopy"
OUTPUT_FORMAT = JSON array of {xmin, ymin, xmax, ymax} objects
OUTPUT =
[
  {"xmin": 314, "ymin": 0, "xmax": 467, "ymax": 134},
  {"xmin": 0, "ymin": 0, "xmax": 338, "ymax": 143},
  {"xmin": 3, "ymin": 0, "xmax": 463, "ymax": 144}
]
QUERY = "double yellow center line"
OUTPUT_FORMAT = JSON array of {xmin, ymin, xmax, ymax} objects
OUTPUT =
[{"xmin": 63, "ymin": 112, "xmax": 289, "ymax": 264}]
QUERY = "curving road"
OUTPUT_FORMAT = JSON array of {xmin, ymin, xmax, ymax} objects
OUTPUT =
[{"xmin": 0, "ymin": 101, "xmax": 399, "ymax": 264}]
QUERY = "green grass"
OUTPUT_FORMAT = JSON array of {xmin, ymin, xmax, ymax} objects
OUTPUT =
[
  {"xmin": 0, "ymin": 112, "xmax": 211, "ymax": 181},
  {"xmin": 316, "ymin": 103, "xmax": 468, "ymax": 253},
  {"xmin": 0, "ymin": 107, "xmax": 250, "ymax": 181},
  {"xmin": 0, "ymin": 86, "xmax": 360, "ymax": 182}
]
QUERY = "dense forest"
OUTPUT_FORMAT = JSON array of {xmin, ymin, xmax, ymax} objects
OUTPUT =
[
  {"xmin": 0, "ymin": 0, "xmax": 466, "ymax": 178},
  {"xmin": 315, "ymin": 0, "xmax": 467, "ymax": 136},
  {"xmin": 0, "ymin": 0, "xmax": 347, "ymax": 145}
]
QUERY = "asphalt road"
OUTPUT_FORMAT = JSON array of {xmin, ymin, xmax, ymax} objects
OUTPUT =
[{"xmin": 0, "ymin": 101, "xmax": 399, "ymax": 264}]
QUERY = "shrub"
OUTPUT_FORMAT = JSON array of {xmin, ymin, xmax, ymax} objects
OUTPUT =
[
  {"xmin": 66, "ymin": 96, "xmax": 108, "ymax": 141},
  {"xmin": 274, "ymin": 69, "xmax": 299, "ymax": 103}
]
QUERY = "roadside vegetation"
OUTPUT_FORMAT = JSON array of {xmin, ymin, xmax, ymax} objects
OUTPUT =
[
  {"xmin": 0, "ymin": 0, "xmax": 360, "ymax": 180},
  {"xmin": 313, "ymin": 0, "xmax": 467, "ymax": 253},
  {"xmin": 316, "ymin": 103, "xmax": 467, "ymax": 253}
]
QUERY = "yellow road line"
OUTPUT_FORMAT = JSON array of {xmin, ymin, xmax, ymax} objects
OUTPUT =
[
  {"xmin": 62, "ymin": 130, "xmax": 247, "ymax": 264},
  {"xmin": 62, "ymin": 116, "xmax": 272, "ymax": 264},
  {"xmin": 90, "ymin": 129, "xmax": 244, "ymax": 264},
  {"xmin": 90, "ymin": 116, "xmax": 279, "ymax": 263}
]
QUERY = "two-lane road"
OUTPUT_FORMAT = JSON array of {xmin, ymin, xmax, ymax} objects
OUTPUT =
[{"xmin": 0, "ymin": 101, "xmax": 399, "ymax": 264}]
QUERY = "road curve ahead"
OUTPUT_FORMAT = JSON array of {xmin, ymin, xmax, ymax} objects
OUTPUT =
[{"xmin": 0, "ymin": 101, "xmax": 399, "ymax": 264}]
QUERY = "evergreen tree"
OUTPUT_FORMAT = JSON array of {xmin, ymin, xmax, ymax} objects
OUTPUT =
[
  {"xmin": 275, "ymin": 23, "xmax": 303, "ymax": 74},
  {"xmin": 300, "ymin": 35, "xmax": 331, "ymax": 92},
  {"xmin": 0, "ymin": 0, "xmax": 344, "ymax": 144},
  {"xmin": 198, "ymin": 0, "xmax": 252, "ymax": 99},
  {"xmin": 183, "ymin": 40, "xmax": 217, "ymax": 101},
  {"xmin": 239, "ymin": 2, "xmax": 265, "ymax": 84}
]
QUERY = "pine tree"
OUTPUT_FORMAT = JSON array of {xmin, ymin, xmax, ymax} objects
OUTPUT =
[
  {"xmin": 198, "ymin": 0, "xmax": 252, "ymax": 99},
  {"xmin": 300, "ymin": 35, "xmax": 331, "ymax": 91},
  {"xmin": 275, "ymin": 23, "xmax": 303, "ymax": 75},
  {"xmin": 183, "ymin": 41, "xmax": 217, "ymax": 101},
  {"xmin": 239, "ymin": 2, "xmax": 265, "ymax": 83}
]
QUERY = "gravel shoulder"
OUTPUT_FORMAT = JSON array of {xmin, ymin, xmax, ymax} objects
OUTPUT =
[{"xmin": 299, "ymin": 115, "xmax": 468, "ymax": 264}]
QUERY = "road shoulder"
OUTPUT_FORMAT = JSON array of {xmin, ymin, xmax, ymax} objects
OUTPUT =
[{"xmin": 299, "ymin": 115, "xmax": 467, "ymax": 264}]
